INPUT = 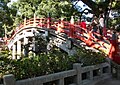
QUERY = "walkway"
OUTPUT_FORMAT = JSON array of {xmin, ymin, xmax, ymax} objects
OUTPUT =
[{"xmin": 95, "ymin": 78, "xmax": 120, "ymax": 85}]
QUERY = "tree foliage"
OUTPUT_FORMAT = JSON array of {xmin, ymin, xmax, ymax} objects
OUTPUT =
[
  {"xmin": 12, "ymin": 0, "xmax": 79, "ymax": 26},
  {"xmin": 0, "ymin": 0, "xmax": 17, "ymax": 37},
  {"xmin": 79, "ymin": 0, "xmax": 120, "ymax": 28},
  {"xmin": 110, "ymin": 1, "xmax": 120, "ymax": 29}
]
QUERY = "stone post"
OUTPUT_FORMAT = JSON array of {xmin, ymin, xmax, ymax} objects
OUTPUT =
[
  {"xmin": 17, "ymin": 40, "xmax": 21, "ymax": 59},
  {"xmin": 24, "ymin": 37, "xmax": 28, "ymax": 45},
  {"xmin": 117, "ymin": 65, "xmax": 120, "ymax": 79},
  {"xmin": 90, "ymin": 70, "xmax": 93, "ymax": 80},
  {"xmin": 12, "ymin": 44, "xmax": 16, "ymax": 59},
  {"xmin": 73, "ymin": 63, "xmax": 82, "ymax": 85},
  {"xmin": 58, "ymin": 78, "xmax": 64, "ymax": 85},
  {"xmin": 3, "ymin": 74, "xmax": 15, "ymax": 85},
  {"xmin": 99, "ymin": 67, "xmax": 103, "ymax": 77}
]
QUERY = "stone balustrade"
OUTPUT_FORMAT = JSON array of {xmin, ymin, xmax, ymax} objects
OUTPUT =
[{"xmin": 1, "ymin": 62, "xmax": 111, "ymax": 85}]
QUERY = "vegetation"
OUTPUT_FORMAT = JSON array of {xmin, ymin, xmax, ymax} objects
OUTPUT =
[
  {"xmin": 77, "ymin": 0, "xmax": 120, "ymax": 29},
  {"xmin": 0, "ymin": 0, "xmax": 17, "ymax": 37},
  {"xmin": 11, "ymin": 0, "xmax": 80, "ymax": 26},
  {"xmin": 0, "ymin": 0, "xmax": 119, "ymax": 84},
  {"xmin": 0, "ymin": 46, "xmax": 106, "ymax": 84}
]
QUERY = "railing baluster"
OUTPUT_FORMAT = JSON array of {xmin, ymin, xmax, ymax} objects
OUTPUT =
[
  {"xmin": 58, "ymin": 78, "xmax": 64, "ymax": 85},
  {"xmin": 73, "ymin": 63, "xmax": 82, "ymax": 85},
  {"xmin": 3, "ymin": 74, "xmax": 15, "ymax": 85}
]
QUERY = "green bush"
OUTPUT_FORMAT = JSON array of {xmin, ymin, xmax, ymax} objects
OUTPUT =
[
  {"xmin": 76, "ymin": 46, "xmax": 106, "ymax": 66},
  {"xmin": 0, "ymin": 46, "xmax": 106, "ymax": 84}
]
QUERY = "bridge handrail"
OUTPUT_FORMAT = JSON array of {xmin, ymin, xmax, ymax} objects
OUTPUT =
[
  {"xmin": 6, "ymin": 17, "xmax": 120, "ymax": 64},
  {"xmin": 6, "ymin": 17, "xmax": 117, "ymax": 57},
  {"xmin": 7, "ymin": 17, "xmax": 113, "ymax": 48},
  {"xmin": 7, "ymin": 17, "xmax": 114, "ymax": 42},
  {"xmin": 6, "ymin": 18, "xmax": 49, "ymax": 44}
]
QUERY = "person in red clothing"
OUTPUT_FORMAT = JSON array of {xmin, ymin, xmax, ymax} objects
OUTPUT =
[
  {"xmin": 80, "ymin": 19, "xmax": 86, "ymax": 29},
  {"xmin": 80, "ymin": 19, "xmax": 87, "ymax": 34}
]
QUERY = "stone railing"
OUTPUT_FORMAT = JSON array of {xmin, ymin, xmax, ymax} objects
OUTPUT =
[
  {"xmin": 111, "ymin": 61, "xmax": 120, "ymax": 79},
  {"xmin": 1, "ymin": 63, "xmax": 111, "ymax": 85}
]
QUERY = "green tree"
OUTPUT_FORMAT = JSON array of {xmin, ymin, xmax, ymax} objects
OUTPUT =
[
  {"xmin": 110, "ymin": 1, "xmax": 120, "ymax": 30},
  {"xmin": 11, "ymin": 0, "xmax": 79, "ymax": 25},
  {"xmin": 73, "ymin": 0, "xmax": 120, "ymax": 28},
  {"xmin": 0, "ymin": 0, "xmax": 17, "ymax": 37}
]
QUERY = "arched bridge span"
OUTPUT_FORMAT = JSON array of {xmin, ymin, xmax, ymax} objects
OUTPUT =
[{"xmin": 6, "ymin": 17, "xmax": 120, "ymax": 64}]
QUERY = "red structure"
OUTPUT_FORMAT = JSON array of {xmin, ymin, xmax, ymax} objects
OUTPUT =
[{"xmin": 6, "ymin": 17, "xmax": 120, "ymax": 64}]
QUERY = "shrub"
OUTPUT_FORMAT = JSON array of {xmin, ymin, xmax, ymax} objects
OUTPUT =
[
  {"xmin": 76, "ymin": 46, "xmax": 106, "ymax": 66},
  {"xmin": 0, "ymin": 46, "xmax": 106, "ymax": 84}
]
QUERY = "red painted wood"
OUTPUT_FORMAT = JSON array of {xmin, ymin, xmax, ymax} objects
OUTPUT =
[{"xmin": 6, "ymin": 18, "xmax": 120, "ymax": 64}]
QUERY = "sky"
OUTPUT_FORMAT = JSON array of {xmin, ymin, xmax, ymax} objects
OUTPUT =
[
  {"xmin": 73, "ymin": 1, "xmax": 93, "ymax": 18},
  {"xmin": 7, "ymin": 0, "xmax": 18, "ymax": 7},
  {"xmin": 73, "ymin": 1, "xmax": 91, "ymax": 12},
  {"xmin": 11, "ymin": 0, "xmax": 18, "ymax": 2}
]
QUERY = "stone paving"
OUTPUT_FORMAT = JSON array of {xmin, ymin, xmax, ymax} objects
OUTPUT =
[{"xmin": 95, "ymin": 78, "xmax": 120, "ymax": 85}]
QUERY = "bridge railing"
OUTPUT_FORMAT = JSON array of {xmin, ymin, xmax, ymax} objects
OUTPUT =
[
  {"xmin": 2, "ymin": 62, "xmax": 111, "ymax": 85},
  {"xmin": 6, "ymin": 17, "xmax": 113, "ymax": 52},
  {"xmin": 7, "ymin": 17, "xmax": 113, "ymax": 44},
  {"xmin": 7, "ymin": 17, "xmax": 114, "ymax": 49},
  {"xmin": 6, "ymin": 17, "xmax": 120, "ymax": 64}
]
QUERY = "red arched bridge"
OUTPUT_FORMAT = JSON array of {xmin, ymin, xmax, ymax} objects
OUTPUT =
[{"xmin": 5, "ymin": 16, "xmax": 120, "ymax": 64}]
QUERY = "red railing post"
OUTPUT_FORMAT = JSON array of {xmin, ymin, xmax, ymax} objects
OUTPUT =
[
  {"xmin": 47, "ymin": 17, "xmax": 50, "ymax": 28},
  {"xmin": 24, "ymin": 18, "xmax": 26, "ymax": 26},
  {"xmin": 57, "ymin": 17, "xmax": 64, "ymax": 33},
  {"xmin": 33, "ymin": 13, "xmax": 36, "ymax": 26},
  {"xmin": 39, "ymin": 19, "xmax": 42, "ymax": 28},
  {"xmin": 47, "ymin": 13, "xmax": 51, "ymax": 28},
  {"xmin": 70, "ymin": 16, "xmax": 74, "ymax": 38},
  {"xmin": 61, "ymin": 17, "xmax": 64, "ymax": 28}
]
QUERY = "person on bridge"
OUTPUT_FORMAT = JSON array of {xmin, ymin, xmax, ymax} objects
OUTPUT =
[
  {"xmin": 80, "ymin": 19, "xmax": 86, "ymax": 29},
  {"xmin": 99, "ymin": 14, "xmax": 104, "ymax": 35},
  {"xmin": 91, "ymin": 15, "xmax": 99, "ymax": 38},
  {"xmin": 112, "ymin": 31, "xmax": 118, "ymax": 43},
  {"xmin": 80, "ymin": 19, "xmax": 87, "ymax": 34}
]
